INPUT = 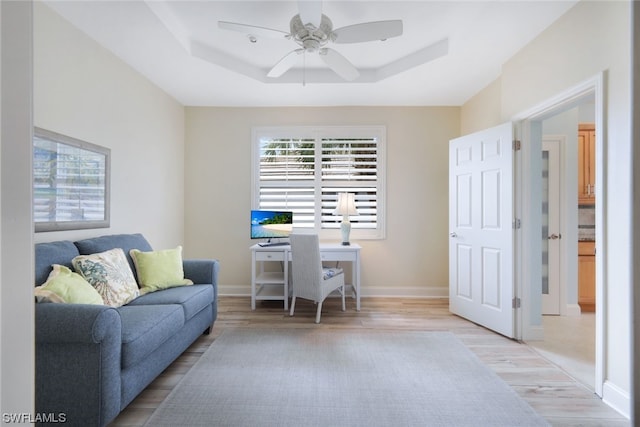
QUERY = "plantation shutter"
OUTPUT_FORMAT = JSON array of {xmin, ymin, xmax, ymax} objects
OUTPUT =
[
  {"xmin": 254, "ymin": 126, "xmax": 385, "ymax": 239},
  {"xmin": 320, "ymin": 138, "xmax": 378, "ymax": 230},
  {"xmin": 257, "ymin": 137, "xmax": 317, "ymax": 229}
]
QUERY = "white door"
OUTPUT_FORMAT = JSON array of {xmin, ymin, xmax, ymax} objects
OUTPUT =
[
  {"xmin": 542, "ymin": 138, "xmax": 561, "ymax": 315},
  {"xmin": 449, "ymin": 122, "xmax": 514, "ymax": 338}
]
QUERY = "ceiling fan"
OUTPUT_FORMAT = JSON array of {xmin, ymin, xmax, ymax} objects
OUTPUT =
[{"xmin": 218, "ymin": 1, "xmax": 403, "ymax": 81}]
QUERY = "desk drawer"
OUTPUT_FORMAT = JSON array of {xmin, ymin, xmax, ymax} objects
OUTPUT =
[
  {"xmin": 255, "ymin": 251, "xmax": 285, "ymax": 262},
  {"xmin": 320, "ymin": 251, "xmax": 356, "ymax": 262}
]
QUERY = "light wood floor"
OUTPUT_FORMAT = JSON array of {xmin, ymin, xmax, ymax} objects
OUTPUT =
[{"xmin": 109, "ymin": 297, "xmax": 629, "ymax": 427}]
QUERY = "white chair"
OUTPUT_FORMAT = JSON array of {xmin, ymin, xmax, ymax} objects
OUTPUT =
[{"xmin": 289, "ymin": 234, "xmax": 346, "ymax": 323}]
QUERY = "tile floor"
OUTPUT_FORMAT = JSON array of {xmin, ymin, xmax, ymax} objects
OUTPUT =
[{"xmin": 527, "ymin": 313, "xmax": 596, "ymax": 390}]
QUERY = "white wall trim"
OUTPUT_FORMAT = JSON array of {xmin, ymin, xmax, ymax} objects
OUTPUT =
[
  {"xmin": 219, "ymin": 284, "xmax": 449, "ymax": 299},
  {"xmin": 1, "ymin": 0, "xmax": 34, "ymax": 415},
  {"xmin": 513, "ymin": 72, "xmax": 606, "ymax": 399},
  {"xmin": 602, "ymin": 380, "xmax": 631, "ymax": 419},
  {"xmin": 564, "ymin": 303, "xmax": 582, "ymax": 317}
]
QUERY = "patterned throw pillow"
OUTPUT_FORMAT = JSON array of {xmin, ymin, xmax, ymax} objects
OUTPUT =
[{"xmin": 72, "ymin": 248, "xmax": 140, "ymax": 307}]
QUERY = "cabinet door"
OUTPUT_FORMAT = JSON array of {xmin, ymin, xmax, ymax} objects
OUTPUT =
[{"xmin": 578, "ymin": 241, "xmax": 595, "ymax": 312}]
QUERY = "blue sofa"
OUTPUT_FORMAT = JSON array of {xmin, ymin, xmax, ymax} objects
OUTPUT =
[{"xmin": 34, "ymin": 233, "xmax": 219, "ymax": 426}]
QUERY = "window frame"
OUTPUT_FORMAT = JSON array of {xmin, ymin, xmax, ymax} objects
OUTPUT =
[
  {"xmin": 33, "ymin": 127, "xmax": 111, "ymax": 232},
  {"xmin": 251, "ymin": 125, "xmax": 386, "ymax": 240}
]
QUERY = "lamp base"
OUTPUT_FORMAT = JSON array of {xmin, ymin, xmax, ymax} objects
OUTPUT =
[
  {"xmin": 341, "ymin": 241, "xmax": 351, "ymax": 246},
  {"xmin": 340, "ymin": 219, "xmax": 351, "ymax": 246}
]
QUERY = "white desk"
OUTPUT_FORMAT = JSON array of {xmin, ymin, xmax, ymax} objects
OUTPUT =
[{"xmin": 250, "ymin": 243, "xmax": 361, "ymax": 311}]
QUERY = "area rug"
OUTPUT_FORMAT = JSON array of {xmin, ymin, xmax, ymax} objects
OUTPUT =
[{"xmin": 144, "ymin": 329, "xmax": 549, "ymax": 427}]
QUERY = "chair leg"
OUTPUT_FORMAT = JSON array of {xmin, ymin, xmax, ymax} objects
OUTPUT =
[
  {"xmin": 289, "ymin": 296, "xmax": 296, "ymax": 317},
  {"xmin": 341, "ymin": 285, "xmax": 346, "ymax": 312},
  {"xmin": 315, "ymin": 301, "xmax": 323, "ymax": 323}
]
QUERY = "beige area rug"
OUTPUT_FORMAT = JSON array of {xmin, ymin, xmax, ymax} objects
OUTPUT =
[{"xmin": 144, "ymin": 328, "xmax": 549, "ymax": 427}]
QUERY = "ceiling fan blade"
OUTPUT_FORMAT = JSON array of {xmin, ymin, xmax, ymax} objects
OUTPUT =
[
  {"xmin": 268, "ymin": 49, "xmax": 304, "ymax": 78},
  {"xmin": 319, "ymin": 48, "xmax": 359, "ymax": 81},
  {"xmin": 332, "ymin": 20, "xmax": 403, "ymax": 44},
  {"xmin": 218, "ymin": 21, "xmax": 290, "ymax": 40},
  {"xmin": 297, "ymin": 0, "xmax": 322, "ymax": 28}
]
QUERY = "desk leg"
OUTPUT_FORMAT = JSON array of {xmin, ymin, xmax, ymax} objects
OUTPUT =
[
  {"xmin": 251, "ymin": 253, "xmax": 256, "ymax": 310},
  {"xmin": 283, "ymin": 249, "xmax": 289, "ymax": 311},
  {"xmin": 354, "ymin": 254, "xmax": 361, "ymax": 311}
]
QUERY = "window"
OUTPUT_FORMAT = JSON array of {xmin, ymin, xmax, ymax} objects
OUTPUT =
[
  {"xmin": 252, "ymin": 126, "xmax": 385, "ymax": 239},
  {"xmin": 33, "ymin": 128, "xmax": 110, "ymax": 232}
]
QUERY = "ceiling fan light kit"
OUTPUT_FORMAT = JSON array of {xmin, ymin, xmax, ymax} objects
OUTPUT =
[
  {"xmin": 218, "ymin": 1, "xmax": 403, "ymax": 83},
  {"xmin": 290, "ymin": 14, "xmax": 333, "ymax": 52}
]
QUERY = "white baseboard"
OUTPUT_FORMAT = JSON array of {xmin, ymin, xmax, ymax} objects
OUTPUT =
[
  {"xmin": 218, "ymin": 284, "xmax": 448, "ymax": 299},
  {"xmin": 360, "ymin": 286, "xmax": 448, "ymax": 298},
  {"xmin": 218, "ymin": 284, "xmax": 254, "ymax": 297},
  {"xmin": 563, "ymin": 303, "xmax": 582, "ymax": 316},
  {"xmin": 602, "ymin": 380, "xmax": 631, "ymax": 419}
]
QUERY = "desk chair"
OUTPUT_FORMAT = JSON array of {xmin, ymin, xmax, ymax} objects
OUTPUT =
[{"xmin": 289, "ymin": 234, "xmax": 346, "ymax": 323}]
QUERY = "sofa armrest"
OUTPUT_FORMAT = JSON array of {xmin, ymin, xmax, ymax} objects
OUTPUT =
[
  {"xmin": 183, "ymin": 259, "xmax": 220, "ymax": 286},
  {"xmin": 183, "ymin": 259, "xmax": 220, "ymax": 324},
  {"xmin": 36, "ymin": 303, "xmax": 120, "ymax": 343},
  {"xmin": 35, "ymin": 304, "xmax": 122, "ymax": 426}
]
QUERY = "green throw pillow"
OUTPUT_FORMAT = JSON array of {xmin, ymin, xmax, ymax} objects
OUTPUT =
[
  {"xmin": 34, "ymin": 264, "xmax": 104, "ymax": 305},
  {"xmin": 130, "ymin": 246, "xmax": 193, "ymax": 295}
]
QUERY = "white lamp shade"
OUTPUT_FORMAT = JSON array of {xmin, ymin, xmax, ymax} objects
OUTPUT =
[{"xmin": 334, "ymin": 193, "xmax": 358, "ymax": 216}]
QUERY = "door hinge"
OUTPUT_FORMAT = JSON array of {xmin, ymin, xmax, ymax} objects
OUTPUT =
[
  {"xmin": 512, "ymin": 297, "xmax": 521, "ymax": 309},
  {"xmin": 513, "ymin": 140, "xmax": 521, "ymax": 151},
  {"xmin": 513, "ymin": 218, "xmax": 521, "ymax": 229}
]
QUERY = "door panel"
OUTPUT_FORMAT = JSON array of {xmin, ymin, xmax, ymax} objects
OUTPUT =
[
  {"xmin": 481, "ymin": 247, "xmax": 501, "ymax": 308},
  {"xmin": 456, "ymin": 174, "xmax": 472, "ymax": 227},
  {"xmin": 449, "ymin": 122, "xmax": 514, "ymax": 338},
  {"xmin": 542, "ymin": 138, "xmax": 561, "ymax": 315}
]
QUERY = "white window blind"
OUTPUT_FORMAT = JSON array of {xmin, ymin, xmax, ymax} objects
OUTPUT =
[
  {"xmin": 252, "ymin": 126, "xmax": 385, "ymax": 239},
  {"xmin": 33, "ymin": 128, "xmax": 110, "ymax": 232}
]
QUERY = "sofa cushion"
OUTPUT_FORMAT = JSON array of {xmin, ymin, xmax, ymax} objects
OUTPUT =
[
  {"xmin": 75, "ymin": 233, "xmax": 153, "ymax": 282},
  {"xmin": 35, "ymin": 264, "xmax": 104, "ymax": 305},
  {"xmin": 130, "ymin": 246, "xmax": 193, "ymax": 295},
  {"xmin": 72, "ymin": 248, "xmax": 140, "ymax": 307},
  {"xmin": 35, "ymin": 240, "xmax": 80, "ymax": 286},
  {"xmin": 126, "ymin": 285, "xmax": 213, "ymax": 322},
  {"xmin": 117, "ymin": 304, "xmax": 184, "ymax": 369}
]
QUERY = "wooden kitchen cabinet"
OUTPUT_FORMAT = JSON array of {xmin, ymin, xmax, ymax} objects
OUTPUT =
[
  {"xmin": 578, "ymin": 124, "xmax": 596, "ymax": 204},
  {"xmin": 578, "ymin": 240, "xmax": 595, "ymax": 312}
]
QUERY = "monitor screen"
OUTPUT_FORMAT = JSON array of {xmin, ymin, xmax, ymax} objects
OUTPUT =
[{"xmin": 250, "ymin": 210, "xmax": 293, "ymax": 240}]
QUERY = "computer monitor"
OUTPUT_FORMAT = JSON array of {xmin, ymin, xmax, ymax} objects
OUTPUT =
[{"xmin": 250, "ymin": 210, "xmax": 293, "ymax": 241}]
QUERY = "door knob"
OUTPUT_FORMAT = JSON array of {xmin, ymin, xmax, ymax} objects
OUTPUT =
[
  {"xmin": 450, "ymin": 232, "xmax": 457, "ymax": 238},
  {"xmin": 548, "ymin": 233, "xmax": 561, "ymax": 240}
]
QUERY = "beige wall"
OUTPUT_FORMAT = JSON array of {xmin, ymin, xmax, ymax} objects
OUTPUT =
[
  {"xmin": 462, "ymin": 0, "xmax": 632, "ymax": 417},
  {"xmin": 185, "ymin": 106, "xmax": 459, "ymax": 297},
  {"xmin": 460, "ymin": 78, "xmax": 501, "ymax": 135},
  {"xmin": 33, "ymin": 3, "xmax": 186, "ymax": 249}
]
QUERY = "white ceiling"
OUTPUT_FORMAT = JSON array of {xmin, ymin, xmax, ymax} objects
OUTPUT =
[{"xmin": 44, "ymin": 1, "xmax": 578, "ymax": 107}]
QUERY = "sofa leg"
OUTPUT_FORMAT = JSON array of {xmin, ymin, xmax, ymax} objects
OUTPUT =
[{"xmin": 203, "ymin": 326, "xmax": 212, "ymax": 335}]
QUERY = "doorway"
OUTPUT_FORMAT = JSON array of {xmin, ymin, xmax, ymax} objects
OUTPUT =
[
  {"xmin": 516, "ymin": 74, "xmax": 603, "ymax": 397},
  {"xmin": 532, "ymin": 119, "xmax": 597, "ymax": 391}
]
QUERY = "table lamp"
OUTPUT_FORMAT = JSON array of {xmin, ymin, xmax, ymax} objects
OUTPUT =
[{"xmin": 334, "ymin": 193, "xmax": 358, "ymax": 245}]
